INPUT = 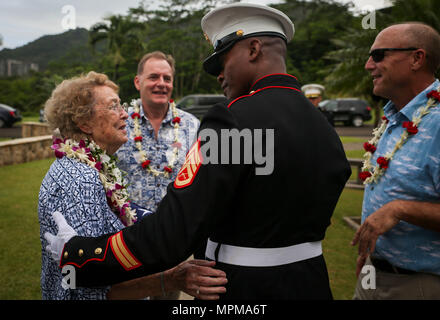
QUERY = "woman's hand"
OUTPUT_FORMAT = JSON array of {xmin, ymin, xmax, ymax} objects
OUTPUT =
[{"xmin": 166, "ymin": 259, "xmax": 227, "ymax": 300}]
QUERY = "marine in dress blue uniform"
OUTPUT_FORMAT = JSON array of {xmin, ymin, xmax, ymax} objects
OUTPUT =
[{"xmin": 54, "ymin": 3, "xmax": 351, "ymax": 299}]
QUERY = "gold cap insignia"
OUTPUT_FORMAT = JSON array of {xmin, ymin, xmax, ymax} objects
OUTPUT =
[
  {"xmin": 203, "ymin": 32, "xmax": 211, "ymax": 45},
  {"xmin": 236, "ymin": 29, "xmax": 244, "ymax": 37}
]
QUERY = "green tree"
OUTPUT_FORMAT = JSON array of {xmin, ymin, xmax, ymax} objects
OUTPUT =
[
  {"xmin": 323, "ymin": 26, "xmax": 385, "ymax": 125},
  {"xmin": 89, "ymin": 15, "xmax": 145, "ymax": 82},
  {"xmin": 391, "ymin": 0, "xmax": 440, "ymax": 30},
  {"xmin": 323, "ymin": 0, "xmax": 440, "ymax": 126},
  {"xmin": 0, "ymin": 72, "xmax": 65, "ymax": 114},
  {"xmin": 272, "ymin": 0, "xmax": 358, "ymax": 84},
  {"xmin": 127, "ymin": 0, "xmax": 233, "ymax": 99}
]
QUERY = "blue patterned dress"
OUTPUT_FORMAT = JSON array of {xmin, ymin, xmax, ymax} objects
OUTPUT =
[{"xmin": 38, "ymin": 157, "xmax": 125, "ymax": 299}]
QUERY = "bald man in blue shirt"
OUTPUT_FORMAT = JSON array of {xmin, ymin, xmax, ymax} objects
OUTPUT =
[{"xmin": 353, "ymin": 22, "xmax": 440, "ymax": 300}]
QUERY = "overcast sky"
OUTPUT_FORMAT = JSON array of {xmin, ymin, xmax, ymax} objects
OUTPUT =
[{"xmin": 0, "ymin": 0, "xmax": 391, "ymax": 49}]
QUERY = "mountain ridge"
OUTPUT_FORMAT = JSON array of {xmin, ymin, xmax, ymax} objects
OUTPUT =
[{"xmin": 0, "ymin": 28, "xmax": 94, "ymax": 71}]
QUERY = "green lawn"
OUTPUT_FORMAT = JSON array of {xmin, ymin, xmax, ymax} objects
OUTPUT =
[
  {"xmin": 323, "ymin": 189, "xmax": 362, "ymax": 299},
  {"xmin": 0, "ymin": 157, "xmax": 362, "ymax": 300},
  {"xmin": 339, "ymin": 135, "xmax": 365, "ymax": 181},
  {"xmin": 18, "ymin": 114, "xmax": 40, "ymax": 124},
  {"xmin": 339, "ymin": 136, "xmax": 366, "ymax": 159},
  {"xmin": 339, "ymin": 136, "xmax": 367, "ymax": 144},
  {"xmin": 346, "ymin": 149, "xmax": 365, "ymax": 159},
  {"xmin": 0, "ymin": 158, "xmax": 54, "ymax": 299}
]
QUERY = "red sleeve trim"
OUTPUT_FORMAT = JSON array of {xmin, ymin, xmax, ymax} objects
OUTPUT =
[
  {"xmin": 59, "ymin": 235, "xmax": 112, "ymax": 269},
  {"xmin": 59, "ymin": 231, "xmax": 142, "ymax": 271},
  {"xmin": 59, "ymin": 242, "xmax": 68, "ymax": 269}
]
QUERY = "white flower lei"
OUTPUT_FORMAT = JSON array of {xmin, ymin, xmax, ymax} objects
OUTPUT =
[
  {"xmin": 360, "ymin": 86, "xmax": 440, "ymax": 185},
  {"xmin": 130, "ymin": 99, "xmax": 181, "ymax": 178},
  {"xmin": 51, "ymin": 138, "xmax": 137, "ymax": 226}
]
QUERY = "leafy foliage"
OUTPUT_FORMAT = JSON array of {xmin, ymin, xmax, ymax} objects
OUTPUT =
[
  {"xmin": 323, "ymin": 0, "xmax": 440, "ymax": 125},
  {"xmin": 273, "ymin": 0, "xmax": 358, "ymax": 84}
]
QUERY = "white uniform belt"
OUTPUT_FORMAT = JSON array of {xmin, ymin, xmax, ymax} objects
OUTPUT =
[{"xmin": 205, "ymin": 239, "xmax": 322, "ymax": 267}]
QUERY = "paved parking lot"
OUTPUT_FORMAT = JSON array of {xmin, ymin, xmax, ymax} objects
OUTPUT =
[{"xmin": 334, "ymin": 124, "xmax": 373, "ymax": 138}]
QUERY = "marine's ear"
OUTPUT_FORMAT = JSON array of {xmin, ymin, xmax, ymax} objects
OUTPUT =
[{"xmin": 248, "ymin": 38, "xmax": 263, "ymax": 62}]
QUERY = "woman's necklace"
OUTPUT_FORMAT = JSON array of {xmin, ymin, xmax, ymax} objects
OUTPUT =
[
  {"xmin": 360, "ymin": 87, "xmax": 440, "ymax": 185},
  {"xmin": 51, "ymin": 138, "xmax": 137, "ymax": 226},
  {"xmin": 131, "ymin": 99, "xmax": 181, "ymax": 178}
]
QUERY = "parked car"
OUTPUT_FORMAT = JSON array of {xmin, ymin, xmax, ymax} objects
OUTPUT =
[
  {"xmin": 176, "ymin": 94, "xmax": 228, "ymax": 119},
  {"xmin": 39, "ymin": 109, "xmax": 47, "ymax": 122},
  {"xmin": 318, "ymin": 98, "xmax": 372, "ymax": 127},
  {"xmin": 0, "ymin": 103, "xmax": 22, "ymax": 128}
]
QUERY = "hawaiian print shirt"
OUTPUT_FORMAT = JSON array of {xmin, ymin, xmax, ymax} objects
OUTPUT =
[
  {"xmin": 116, "ymin": 100, "xmax": 199, "ymax": 212},
  {"xmin": 362, "ymin": 80, "xmax": 440, "ymax": 275},
  {"xmin": 38, "ymin": 157, "xmax": 125, "ymax": 299}
]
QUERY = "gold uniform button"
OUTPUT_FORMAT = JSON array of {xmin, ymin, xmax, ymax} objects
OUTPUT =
[
  {"xmin": 63, "ymin": 251, "xmax": 68, "ymax": 259},
  {"xmin": 95, "ymin": 248, "xmax": 102, "ymax": 255},
  {"xmin": 78, "ymin": 249, "xmax": 84, "ymax": 257}
]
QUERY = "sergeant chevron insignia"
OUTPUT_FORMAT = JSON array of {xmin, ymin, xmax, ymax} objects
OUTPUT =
[
  {"xmin": 174, "ymin": 138, "xmax": 203, "ymax": 188},
  {"xmin": 109, "ymin": 231, "xmax": 142, "ymax": 271}
]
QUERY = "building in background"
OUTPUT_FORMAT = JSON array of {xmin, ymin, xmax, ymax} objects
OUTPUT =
[{"xmin": 0, "ymin": 59, "xmax": 39, "ymax": 77}]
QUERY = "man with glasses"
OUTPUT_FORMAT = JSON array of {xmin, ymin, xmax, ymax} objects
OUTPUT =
[{"xmin": 352, "ymin": 22, "xmax": 440, "ymax": 299}]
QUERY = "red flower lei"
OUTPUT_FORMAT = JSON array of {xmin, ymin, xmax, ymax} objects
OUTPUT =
[
  {"xmin": 131, "ymin": 99, "xmax": 181, "ymax": 177},
  {"xmin": 359, "ymin": 87, "xmax": 440, "ymax": 184}
]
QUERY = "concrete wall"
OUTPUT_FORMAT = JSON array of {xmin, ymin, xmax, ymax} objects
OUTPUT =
[
  {"xmin": 0, "ymin": 135, "xmax": 53, "ymax": 166},
  {"xmin": 21, "ymin": 122, "xmax": 52, "ymax": 138},
  {"xmin": 0, "ymin": 122, "xmax": 55, "ymax": 166}
]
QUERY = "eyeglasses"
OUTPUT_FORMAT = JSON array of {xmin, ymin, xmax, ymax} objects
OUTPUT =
[
  {"xmin": 369, "ymin": 47, "xmax": 419, "ymax": 63},
  {"xmin": 102, "ymin": 101, "xmax": 128, "ymax": 113}
]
